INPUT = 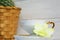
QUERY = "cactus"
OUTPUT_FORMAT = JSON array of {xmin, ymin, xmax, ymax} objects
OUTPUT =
[{"xmin": 0, "ymin": 0, "xmax": 15, "ymax": 7}]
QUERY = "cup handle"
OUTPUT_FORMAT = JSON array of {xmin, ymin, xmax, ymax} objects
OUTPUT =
[{"xmin": 47, "ymin": 21, "xmax": 55, "ymax": 28}]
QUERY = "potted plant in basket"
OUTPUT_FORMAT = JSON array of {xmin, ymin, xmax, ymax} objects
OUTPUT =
[{"xmin": 0, "ymin": 0, "xmax": 21, "ymax": 40}]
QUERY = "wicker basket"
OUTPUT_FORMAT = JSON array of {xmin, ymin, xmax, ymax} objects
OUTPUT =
[{"xmin": 0, "ymin": 6, "xmax": 21, "ymax": 40}]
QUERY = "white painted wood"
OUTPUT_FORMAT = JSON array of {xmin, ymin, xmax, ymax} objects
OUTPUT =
[{"xmin": 15, "ymin": 0, "xmax": 57, "ymax": 19}]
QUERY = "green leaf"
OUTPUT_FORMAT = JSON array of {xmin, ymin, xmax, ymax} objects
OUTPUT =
[{"xmin": 0, "ymin": 0, "xmax": 15, "ymax": 6}]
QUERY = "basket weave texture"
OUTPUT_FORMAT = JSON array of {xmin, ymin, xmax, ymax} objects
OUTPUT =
[{"xmin": 0, "ymin": 6, "xmax": 21, "ymax": 40}]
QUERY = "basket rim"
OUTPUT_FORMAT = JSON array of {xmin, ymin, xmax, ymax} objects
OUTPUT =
[{"xmin": 0, "ymin": 6, "xmax": 21, "ymax": 10}]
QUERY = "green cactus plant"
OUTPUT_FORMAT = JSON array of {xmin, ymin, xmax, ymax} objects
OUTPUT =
[{"xmin": 0, "ymin": 0, "xmax": 15, "ymax": 7}]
